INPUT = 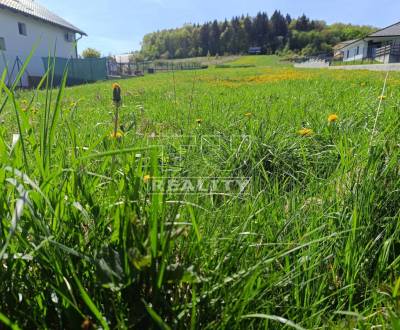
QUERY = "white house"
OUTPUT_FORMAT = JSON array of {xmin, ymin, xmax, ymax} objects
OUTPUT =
[
  {"xmin": 338, "ymin": 21, "xmax": 400, "ymax": 63},
  {"xmin": 0, "ymin": 0, "xmax": 86, "ymax": 87},
  {"xmin": 333, "ymin": 39, "xmax": 357, "ymax": 58},
  {"xmin": 115, "ymin": 53, "xmax": 134, "ymax": 64}
]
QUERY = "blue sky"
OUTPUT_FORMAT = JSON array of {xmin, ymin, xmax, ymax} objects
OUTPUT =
[{"xmin": 40, "ymin": 0, "xmax": 400, "ymax": 56}]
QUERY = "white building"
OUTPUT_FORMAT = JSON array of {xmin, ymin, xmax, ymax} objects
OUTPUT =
[
  {"xmin": 115, "ymin": 53, "xmax": 134, "ymax": 64},
  {"xmin": 0, "ymin": 0, "xmax": 86, "ymax": 86},
  {"xmin": 338, "ymin": 22, "xmax": 400, "ymax": 63}
]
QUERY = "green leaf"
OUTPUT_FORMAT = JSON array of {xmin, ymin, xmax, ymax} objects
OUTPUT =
[
  {"xmin": 70, "ymin": 263, "xmax": 110, "ymax": 330},
  {"xmin": 144, "ymin": 302, "xmax": 171, "ymax": 330},
  {"xmin": 0, "ymin": 311, "xmax": 21, "ymax": 330}
]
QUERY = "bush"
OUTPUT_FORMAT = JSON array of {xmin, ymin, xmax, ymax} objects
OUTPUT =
[{"xmin": 82, "ymin": 48, "xmax": 101, "ymax": 59}]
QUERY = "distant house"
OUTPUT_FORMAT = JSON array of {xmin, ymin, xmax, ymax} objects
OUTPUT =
[
  {"xmin": 337, "ymin": 21, "xmax": 400, "ymax": 63},
  {"xmin": 333, "ymin": 40, "xmax": 357, "ymax": 59},
  {"xmin": 115, "ymin": 53, "xmax": 133, "ymax": 64},
  {"xmin": 0, "ymin": 0, "xmax": 87, "ymax": 86},
  {"xmin": 248, "ymin": 47, "xmax": 262, "ymax": 55}
]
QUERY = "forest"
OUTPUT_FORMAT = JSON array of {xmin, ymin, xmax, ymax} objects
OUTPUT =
[{"xmin": 139, "ymin": 12, "xmax": 376, "ymax": 60}]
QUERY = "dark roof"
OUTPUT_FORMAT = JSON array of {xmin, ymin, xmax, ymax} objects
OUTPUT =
[
  {"xmin": 0, "ymin": 0, "xmax": 87, "ymax": 35},
  {"xmin": 368, "ymin": 21, "xmax": 400, "ymax": 37}
]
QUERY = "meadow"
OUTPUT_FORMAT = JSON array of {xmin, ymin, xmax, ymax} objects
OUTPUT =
[{"xmin": 1, "ymin": 55, "xmax": 400, "ymax": 329}]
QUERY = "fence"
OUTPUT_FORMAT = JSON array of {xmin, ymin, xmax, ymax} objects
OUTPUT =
[
  {"xmin": 41, "ymin": 57, "xmax": 108, "ymax": 86},
  {"xmin": 374, "ymin": 44, "xmax": 400, "ymax": 63},
  {"xmin": 1, "ymin": 53, "xmax": 43, "ymax": 88},
  {"xmin": 0, "ymin": 53, "xmax": 108, "ymax": 88},
  {"xmin": 107, "ymin": 60, "xmax": 206, "ymax": 77},
  {"xmin": 375, "ymin": 44, "xmax": 400, "ymax": 57},
  {"xmin": 1, "ymin": 54, "xmax": 207, "ymax": 88}
]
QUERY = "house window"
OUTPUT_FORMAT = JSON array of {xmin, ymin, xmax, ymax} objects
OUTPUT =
[
  {"xmin": 346, "ymin": 50, "xmax": 350, "ymax": 58},
  {"xmin": 64, "ymin": 32, "xmax": 75, "ymax": 42},
  {"xmin": 356, "ymin": 46, "xmax": 360, "ymax": 55},
  {"xmin": 18, "ymin": 22, "xmax": 27, "ymax": 36},
  {"xmin": 0, "ymin": 37, "xmax": 5, "ymax": 51}
]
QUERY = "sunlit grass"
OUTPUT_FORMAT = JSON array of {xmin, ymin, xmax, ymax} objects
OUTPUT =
[
  {"xmin": 230, "ymin": 55, "xmax": 290, "ymax": 67},
  {"xmin": 1, "ymin": 56, "xmax": 400, "ymax": 329}
]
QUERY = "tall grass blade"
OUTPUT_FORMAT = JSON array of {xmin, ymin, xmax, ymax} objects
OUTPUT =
[{"xmin": 70, "ymin": 263, "xmax": 110, "ymax": 330}]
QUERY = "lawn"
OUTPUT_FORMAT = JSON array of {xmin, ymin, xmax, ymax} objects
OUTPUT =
[
  {"xmin": 330, "ymin": 59, "xmax": 381, "ymax": 66},
  {"xmin": 155, "ymin": 55, "xmax": 240, "ymax": 66},
  {"xmin": 1, "ymin": 56, "xmax": 400, "ymax": 329},
  {"xmin": 229, "ymin": 54, "xmax": 290, "ymax": 67}
]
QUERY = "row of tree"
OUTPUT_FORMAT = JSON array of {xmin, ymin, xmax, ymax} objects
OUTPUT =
[{"xmin": 139, "ymin": 12, "xmax": 376, "ymax": 60}]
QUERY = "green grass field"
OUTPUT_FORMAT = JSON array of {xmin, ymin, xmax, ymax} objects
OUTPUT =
[
  {"xmin": 1, "ymin": 56, "xmax": 400, "ymax": 329},
  {"xmin": 156, "ymin": 55, "xmax": 240, "ymax": 66}
]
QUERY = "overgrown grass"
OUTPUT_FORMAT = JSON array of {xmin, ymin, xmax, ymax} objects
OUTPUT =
[
  {"xmin": 215, "ymin": 64, "xmax": 256, "ymax": 69},
  {"xmin": 156, "ymin": 55, "xmax": 240, "ymax": 66},
  {"xmin": 331, "ymin": 59, "xmax": 381, "ymax": 66},
  {"xmin": 230, "ymin": 55, "xmax": 291, "ymax": 67},
  {"xmin": 1, "ymin": 56, "xmax": 400, "ymax": 329}
]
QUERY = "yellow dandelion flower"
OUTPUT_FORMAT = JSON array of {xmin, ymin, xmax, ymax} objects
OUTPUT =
[
  {"xmin": 328, "ymin": 114, "xmax": 338, "ymax": 123},
  {"xmin": 110, "ymin": 130, "xmax": 124, "ymax": 139},
  {"xmin": 112, "ymin": 83, "xmax": 121, "ymax": 90},
  {"xmin": 378, "ymin": 95, "xmax": 387, "ymax": 101},
  {"xmin": 143, "ymin": 175, "xmax": 151, "ymax": 183},
  {"xmin": 196, "ymin": 118, "xmax": 203, "ymax": 124},
  {"xmin": 298, "ymin": 128, "xmax": 314, "ymax": 137},
  {"xmin": 245, "ymin": 112, "xmax": 253, "ymax": 117}
]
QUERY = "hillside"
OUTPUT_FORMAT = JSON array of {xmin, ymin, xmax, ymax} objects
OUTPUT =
[{"xmin": 139, "ymin": 12, "xmax": 376, "ymax": 60}]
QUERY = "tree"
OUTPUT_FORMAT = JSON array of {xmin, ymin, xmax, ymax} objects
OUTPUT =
[
  {"xmin": 218, "ymin": 20, "xmax": 230, "ymax": 54},
  {"xmin": 82, "ymin": 48, "xmax": 101, "ymax": 58},
  {"xmin": 244, "ymin": 15, "xmax": 254, "ymax": 46},
  {"xmin": 253, "ymin": 12, "xmax": 270, "ymax": 51},
  {"xmin": 129, "ymin": 51, "xmax": 145, "ymax": 63},
  {"xmin": 229, "ymin": 16, "xmax": 242, "ymax": 54},
  {"xmin": 286, "ymin": 14, "xmax": 292, "ymax": 25},
  {"xmin": 270, "ymin": 10, "xmax": 289, "ymax": 51},
  {"xmin": 137, "ymin": 12, "xmax": 377, "ymax": 59},
  {"xmin": 295, "ymin": 14, "xmax": 312, "ymax": 32},
  {"xmin": 209, "ymin": 20, "xmax": 221, "ymax": 55},
  {"xmin": 199, "ymin": 23, "xmax": 211, "ymax": 56}
]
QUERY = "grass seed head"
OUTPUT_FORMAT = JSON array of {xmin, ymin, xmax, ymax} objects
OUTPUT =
[{"xmin": 112, "ymin": 83, "xmax": 122, "ymax": 104}]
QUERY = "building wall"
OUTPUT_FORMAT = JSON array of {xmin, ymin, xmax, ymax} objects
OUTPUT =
[
  {"xmin": 342, "ymin": 37, "xmax": 400, "ymax": 64},
  {"xmin": 375, "ymin": 53, "xmax": 390, "ymax": 64},
  {"xmin": 342, "ymin": 40, "xmax": 368, "ymax": 62},
  {"xmin": 0, "ymin": 8, "xmax": 78, "ymax": 86},
  {"xmin": 115, "ymin": 54, "xmax": 134, "ymax": 64},
  {"xmin": 368, "ymin": 37, "xmax": 400, "ymax": 63}
]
